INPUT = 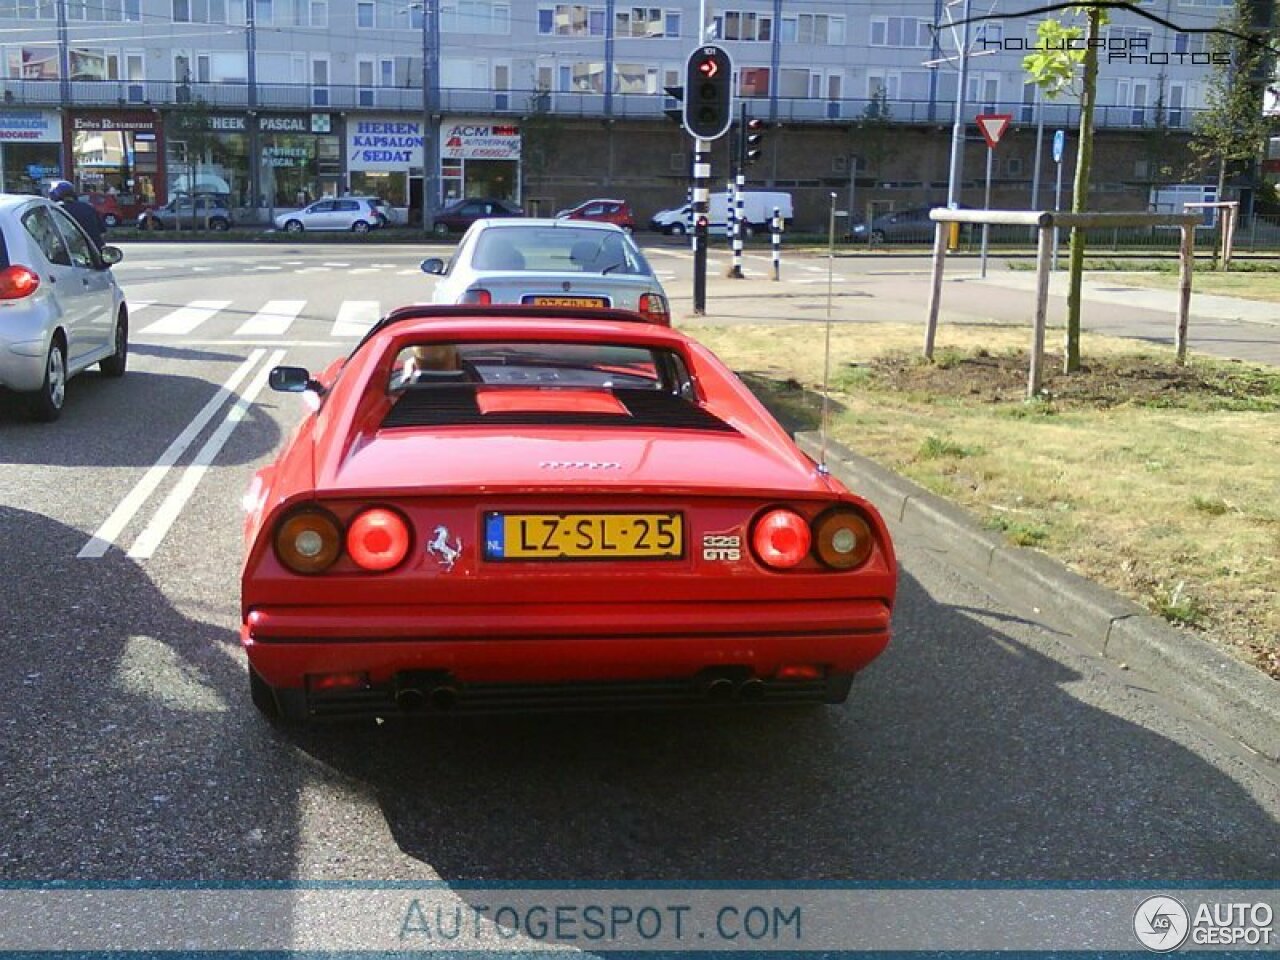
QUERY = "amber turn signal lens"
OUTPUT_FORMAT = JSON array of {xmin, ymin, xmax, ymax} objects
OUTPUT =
[
  {"xmin": 813, "ymin": 509, "xmax": 875, "ymax": 570},
  {"xmin": 751, "ymin": 508, "xmax": 811, "ymax": 569},
  {"xmin": 346, "ymin": 507, "xmax": 411, "ymax": 571},
  {"xmin": 274, "ymin": 509, "xmax": 342, "ymax": 574}
]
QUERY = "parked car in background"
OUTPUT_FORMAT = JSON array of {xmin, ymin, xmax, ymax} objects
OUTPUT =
[
  {"xmin": 421, "ymin": 219, "xmax": 669, "ymax": 324},
  {"xmin": 860, "ymin": 206, "xmax": 957, "ymax": 244},
  {"xmin": 555, "ymin": 198, "xmax": 635, "ymax": 232},
  {"xmin": 273, "ymin": 196, "xmax": 385, "ymax": 233},
  {"xmin": 431, "ymin": 197, "xmax": 524, "ymax": 236},
  {"xmin": 138, "ymin": 194, "xmax": 233, "ymax": 231},
  {"xmin": 649, "ymin": 191, "xmax": 793, "ymax": 236},
  {"xmin": 86, "ymin": 192, "xmax": 122, "ymax": 228},
  {"xmin": 0, "ymin": 194, "xmax": 128, "ymax": 421}
]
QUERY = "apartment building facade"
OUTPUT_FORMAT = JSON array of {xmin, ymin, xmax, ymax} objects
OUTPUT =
[{"xmin": 0, "ymin": 0, "xmax": 1243, "ymax": 222}]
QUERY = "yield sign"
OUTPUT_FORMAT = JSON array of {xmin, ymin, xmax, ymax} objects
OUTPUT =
[{"xmin": 976, "ymin": 113, "xmax": 1012, "ymax": 149}]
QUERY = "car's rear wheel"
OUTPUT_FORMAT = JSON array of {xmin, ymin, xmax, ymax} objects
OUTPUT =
[
  {"xmin": 249, "ymin": 666, "xmax": 281, "ymax": 719},
  {"xmin": 870, "ymin": 229, "xmax": 886, "ymax": 244},
  {"xmin": 99, "ymin": 309, "xmax": 128, "ymax": 377},
  {"xmin": 432, "ymin": 221, "xmax": 450, "ymax": 237},
  {"xmin": 668, "ymin": 223, "xmax": 686, "ymax": 237},
  {"xmin": 284, "ymin": 219, "xmax": 304, "ymax": 233},
  {"xmin": 102, "ymin": 213, "xmax": 119, "ymax": 228},
  {"xmin": 352, "ymin": 220, "xmax": 370, "ymax": 234},
  {"xmin": 209, "ymin": 217, "xmax": 230, "ymax": 231},
  {"xmin": 29, "ymin": 337, "xmax": 66, "ymax": 422}
]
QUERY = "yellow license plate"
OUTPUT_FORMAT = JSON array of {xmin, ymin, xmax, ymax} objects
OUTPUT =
[
  {"xmin": 485, "ymin": 513, "xmax": 682, "ymax": 560},
  {"xmin": 526, "ymin": 296, "xmax": 608, "ymax": 308}
]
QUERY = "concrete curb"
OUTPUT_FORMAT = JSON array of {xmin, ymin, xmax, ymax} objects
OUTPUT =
[{"xmin": 796, "ymin": 431, "xmax": 1280, "ymax": 763}]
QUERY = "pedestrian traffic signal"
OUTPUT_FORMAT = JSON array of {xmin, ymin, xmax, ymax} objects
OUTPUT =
[
  {"xmin": 742, "ymin": 117, "xmax": 766, "ymax": 166},
  {"xmin": 683, "ymin": 45, "xmax": 733, "ymax": 140}
]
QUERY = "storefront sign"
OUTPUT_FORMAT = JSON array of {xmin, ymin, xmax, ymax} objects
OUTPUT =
[
  {"xmin": 0, "ymin": 109, "xmax": 60, "ymax": 142},
  {"xmin": 262, "ymin": 145, "xmax": 308, "ymax": 168},
  {"xmin": 441, "ymin": 120, "xmax": 521, "ymax": 160},
  {"xmin": 347, "ymin": 118, "xmax": 422, "ymax": 170},
  {"xmin": 258, "ymin": 114, "xmax": 331, "ymax": 134},
  {"xmin": 71, "ymin": 114, "xmax": 161, "ymax": 133},
  {"xmin": 174, "ymin": 114, "xmax": 248, "ymax": 133}
]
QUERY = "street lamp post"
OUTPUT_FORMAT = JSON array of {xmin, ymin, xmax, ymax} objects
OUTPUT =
[{"xmin": 413, "ymin": 0, "xmax": 440, "ymax": 235}]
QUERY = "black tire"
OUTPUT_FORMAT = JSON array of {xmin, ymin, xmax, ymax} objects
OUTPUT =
[
  {"xmin": 668, "ymin": 222, "xmax": 687, "ymax": 237},
  {"xmin": 249, "ymin": 666, "xmax": 281, "ymax": 719},
  {"xmin": 352, "ymin": 220, "xmax": 370, "ymax": 234},
  {"xmin": 103, "ymin": 213, "xmax": 119, "ymax": 228},
  {"xmin": 284, "ymin": 219, "xmax": 304, "ymax": 233},
  {"xmin": 209, "ymin": 217, "xmax": 230, "ymax": 231},
  {"xmin": 432, "ymin": 221, "xmax": 451, "ymax": 237},
  {"xmin": 29, "ymin": 337, "xmax": 66, "ymax": 422},
  {"xmin": 870, "ymin": 229, "xmax": 886, "ymax": 244},
  {"xmin": 99, "ymin": 310, "xmax": 128, "ymax": 377}
]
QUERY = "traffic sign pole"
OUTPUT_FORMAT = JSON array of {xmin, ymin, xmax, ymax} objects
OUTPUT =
[
  {"xmin": 981, "ymin": 144, "xmax": 993, "ymax": 278},
  {"xmin": 974, "ymin": 114, "xmax": 1011, "ymax": 279},
  {"xmin": 1052, "ymin": 131, "xmax": 1066, "ymax": 273}
]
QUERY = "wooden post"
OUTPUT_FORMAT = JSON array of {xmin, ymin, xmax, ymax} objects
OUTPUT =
[
  {"xmin": 924, "ymin": 220, "xmax": 947, "ymax": 361},
  {"xmin": 1176, "ymin": 222, "xmax": 1194, "ymax": 364},
  {"xmin": 1029, "ymin": 223, "xmax": 1053, "ymax": 398}
]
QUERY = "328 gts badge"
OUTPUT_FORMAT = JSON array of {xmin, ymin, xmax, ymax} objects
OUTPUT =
[{"xmin": 702, "ymin": 533, "xmax": 741, "ymax": 562}]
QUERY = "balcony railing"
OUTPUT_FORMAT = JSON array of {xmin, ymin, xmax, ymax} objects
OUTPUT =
[{"xmin": 2, "ymin": 79, "xmax": 1203, "ymax": 131}]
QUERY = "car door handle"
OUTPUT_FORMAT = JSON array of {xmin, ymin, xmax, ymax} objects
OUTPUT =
[{"xmin": 47, "ymin": 275, "xmax": 56, "ymax": 283}]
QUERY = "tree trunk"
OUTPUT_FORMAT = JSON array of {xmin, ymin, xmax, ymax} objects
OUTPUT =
[
  {"xmin": 1214, "ymin": 154, "xmax": 1227, "ymax": 269},
  {"xmin": 1064, "ymin": 7, "xmax": 1101, "ymax": 374}
]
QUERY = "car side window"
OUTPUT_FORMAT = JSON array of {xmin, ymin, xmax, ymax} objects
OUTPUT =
[
  {"xmin": 336, "ymin": 199, "xmax": 359, "ymax": 212},
  {"xmin": 21, "ymin": 207, "xmax": 72, "ymax": 267},
  {"xmin": 310, "ymin": 201, "xmax": 334, "ymax": 213},
  {"xmin": 50, "ymin": 206, "xmax": 97, "ymax": 269}
]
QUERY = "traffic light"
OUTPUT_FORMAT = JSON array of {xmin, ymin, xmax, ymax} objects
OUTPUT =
[
  {"xmin": 683, "ymin": 45, "xmax": 733, "ymax": 140},
  {"xmin": 741, "ymin": 117, "xmax": 765, "ymax": 166}
]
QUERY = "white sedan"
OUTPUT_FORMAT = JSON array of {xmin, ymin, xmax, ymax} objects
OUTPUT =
[
  {"xmin": 0, "ymin": 195, "xmax": 128, "ymax": 421},
  {"xmin": 419, "ymin": 219, "xmax": 670, "ymax": 324}
]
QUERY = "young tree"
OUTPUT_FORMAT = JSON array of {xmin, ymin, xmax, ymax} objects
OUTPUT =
[
  {"xmin": 520, "ymin": 86, "xmax": 562, "ymax": 213},
  {"xmin": 1190, "ymin": 0, "xmax": 1274, "ymax": 218},
  {"xmin": 1023, "ymin": 8, "xmax": 1106, "ymax": 373}
]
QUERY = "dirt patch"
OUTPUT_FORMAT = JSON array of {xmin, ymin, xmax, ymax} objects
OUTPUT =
[{"xmin": 863, "ymin": 350, "xmax": 1280, "ymax": 411}]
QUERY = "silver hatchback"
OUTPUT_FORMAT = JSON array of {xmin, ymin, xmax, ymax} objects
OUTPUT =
[
  {"xmin": 420, "ymin": 219, "xmax": 670, "ymax": 324},
  {"xmin": 0, "ymin": 194, "xmax": 128, "ymax": 421}
]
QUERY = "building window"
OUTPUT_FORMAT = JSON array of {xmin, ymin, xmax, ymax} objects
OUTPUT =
[
  {"xmin": 664, "ymin": 10, "xmax": 678, "ymax": 36},
  {"xmin": 615, "ymin": 6, "xmax": 666, "ymax": 37},
  {"xmin": 713, "ymin": 10, "xmax": 771, "ymax": 41},
  {"xmin": 173, "ymin": 0, "xmax": 225, "ymax": 22},
  {"xmin": 570, "ymin": 60, "xmax": 605, "ymax": 92},
  {"xmin": 739, "ymin": 66, "xmax": 769, "ymax": 98},
  {"xmin": 869, "ymin": 16, "xmax": 927, "ymax": 47},
  {"xmin": 357, "ymin": 0, "xmax": 373, "ymax": 26},
  {"xmin": 441, "ymin": 1, "xmax": 510, "ymax": 33},
  {"xmin": 614, "ymin": 62, "xmax": 650, "ymax": 93},
  {"xmin": 539, "ymin": 4, "xmax": 604, "ymax": 36},
  {"xmin": 867, "ymin": 72, "xmax": 899, "ymax": 101}
]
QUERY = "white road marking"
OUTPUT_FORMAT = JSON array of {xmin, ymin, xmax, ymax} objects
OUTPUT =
[
  {"xmin": 234, "ymin": 299, "xmax": 307, "ymax": 336},
  {"xmin": 647, "ymin": 248, "xmax": 692, "ymax": 259},
  {"xmin": 140, "ymin": 300, "xmax": 232, "ymax": 336},
  {"xmin": 78, "ymin": 350, "xmax": 266, "ymax": 559},
  {"xmin": 252, "ymin": 265, "xmax": 284, "ymax": 271},
  {"xmin": 296, "ymin": 267, "xmax": 331, "ymax": 274},
  {"xmin": 282, "ymin": 260, "xmax": 304, "ymax": 265},
  {"xmin": 373, "ymin": 263, "xmax": 397, "ymax": 268},
  {"xmin": 331, "ymin": 300, "xmax": 381, "ymax": 338},
  {"xmin": 126, "ymin": 300, "xmax": 154, "ymax": 314},
  {"xmin": 397, "ymin": 268, "xmax": 421, "ymax": 275},
  {"xmin": 348, "ymin": 267, "xmax": 380, "ymax": 275},
  {"xmin": 789, "ymin": 277, "xmax": 848, "ymax": 284},
  {"xmin": 192, "ymin": 266, "xmax": 211, "ymax": 272},
  {"xmin": 127, "ymin": 349, "xmax": 286, "ymax": 560},
  {"xmin": 323, "ymin": 262, "xmax": 351, "ymax": 268}
]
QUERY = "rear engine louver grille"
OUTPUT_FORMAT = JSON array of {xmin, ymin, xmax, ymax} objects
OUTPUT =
[{"xmin": 382, "ymin": 386, "xmax": 736, "ymax": 432}]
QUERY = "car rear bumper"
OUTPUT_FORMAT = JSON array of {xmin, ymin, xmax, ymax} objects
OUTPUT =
[
  {"xmin": 0, "ymin": 320, "xmax": 52, "ymax": 392},
  {"xmin": 242, "ymin": 599, "xmax": 891, "ymax": 717}
]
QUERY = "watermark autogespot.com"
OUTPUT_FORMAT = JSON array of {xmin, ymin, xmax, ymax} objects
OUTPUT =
[
  {"xmin": 984, "ymin": 37, "xmax": 1230, "ymax": 66},
  {"xmin": 1134, "ymin": 895, "xmax": 1275, "ymax": 952}
]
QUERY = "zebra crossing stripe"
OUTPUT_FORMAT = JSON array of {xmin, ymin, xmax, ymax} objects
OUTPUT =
[
  {"xmin": 235, "ymin": 300, "xmax": 307, "ymax": 337},
  {"xmin": 140, "ymin": 300, "xmax": 232, "ymax": 336},
  {"xmin": 127, "ymin": 300, "xmax": 154, "ymax": 314},
  {"xmin": 331, "ymin": 300, "xmax": 381, "ymax": 338}
]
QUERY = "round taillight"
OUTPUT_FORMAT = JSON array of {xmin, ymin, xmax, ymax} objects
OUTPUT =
[
  {"xmin": 751, "ymin": 508, "xmax": 811, "ymax": 569},
  {"xmin": 813, "ymin": 509, "xmax": 875, "ymax": 570},
  {"xmin": 0, "ymin": 266, "xmax": 40, "ymax": 300},
  {"xmin": 274, "ymin": 509, "xmax": 342, "ymax": 574},
  {"xmin": 346, "ymin": 507, "xmax": 411, "ymax": 571}
]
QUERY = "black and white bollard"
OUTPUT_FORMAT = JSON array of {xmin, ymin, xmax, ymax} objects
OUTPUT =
[
  {"xmin": 771, "ymin": 206, "xmax": 783, "ymax": 281},
  {"xmin": 729, "ymin": 171, "xmax": 745, "ymax": 278}
]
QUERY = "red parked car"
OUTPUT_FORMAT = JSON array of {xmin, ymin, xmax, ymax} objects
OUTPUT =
[
  {"xmin": 556, "ymin": 198, "xmax": 635, "ymax": 232},
  {"xmin": 241, "ymin": 305, "xmax": 897, "ymax": 722}
]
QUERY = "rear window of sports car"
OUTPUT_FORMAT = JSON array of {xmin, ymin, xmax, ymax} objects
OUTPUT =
[{"xmin": 382, "ymin": 340, "xmax": 733, "ymax": 432}]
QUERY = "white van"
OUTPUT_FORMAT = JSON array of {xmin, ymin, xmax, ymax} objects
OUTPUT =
[{"xmin": 649, "ymin": 191, "xmax": 793, "ymax": 235}]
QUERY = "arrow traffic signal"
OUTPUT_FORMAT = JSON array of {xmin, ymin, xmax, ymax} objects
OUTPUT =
[
  {"xmin": 683, "ymin": 45, "xmax": 733, "ymax": 140},
  {"xmin": 742, "ymin": 117, "xmax": 766, "ymax": 166}
]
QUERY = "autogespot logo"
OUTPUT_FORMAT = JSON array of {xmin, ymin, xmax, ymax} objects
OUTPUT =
[{"xmin": 1134, "ymin": 896, "xmax": 1191, "ymax": 952}]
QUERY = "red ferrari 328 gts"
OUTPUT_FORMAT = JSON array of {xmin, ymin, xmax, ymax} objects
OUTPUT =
[{"xmin": 240, "ymin": 305, "xmax": 897, "ymax": 721}]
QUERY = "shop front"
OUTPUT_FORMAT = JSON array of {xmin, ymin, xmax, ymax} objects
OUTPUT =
[
  {"xmin": 166, "ymin": 111, "xmax": 252, "ymax": 214},
  {"xmin": 440, "ymin": 119, "xmax": 521, "ymax": 205},
  {"xmin": 65, "ymin": 111, "xmax": 164, "ymax": 218},
  {"xmin": 345, "ymin": 116, "xmax": 419, "ymax": 224},
  {"xmin": 0, "ymin": 109, "xmax": 62, "ymax": 195},
  {"xmin": 256, "ymin": 113, "xmax": 341, "ymax": 220}
]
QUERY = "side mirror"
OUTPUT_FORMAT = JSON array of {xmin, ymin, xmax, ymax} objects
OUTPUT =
[
  {"xmin": 99, "ymin": 245, "xmax": 123, "ymax": 266},
  {"xmin": 269, "ymin": 365, "xmax": 312, "ymax": 393},
  {"xmin": 420, "ymin": 257, "xmax": 445, "ymax": 275}
]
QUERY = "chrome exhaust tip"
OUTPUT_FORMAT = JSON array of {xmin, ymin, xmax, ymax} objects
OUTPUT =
[
  {"xmin": 705, "ymin": 677, "xmax": 735, "ymax": 702},
  {"xmin": 738, "ymin": 678, "xmax": 766, "ymax": 702},
  {"xmin": 429, "ymin": 686, "xmax": 459, "ymax": 711},
  {"xmin": 395, "ymin": 688, "xmax": 426, "ymax": 712}
]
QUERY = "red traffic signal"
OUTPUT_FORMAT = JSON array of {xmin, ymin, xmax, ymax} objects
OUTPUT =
[{"xmin": 683, "ymin": 45, "xmax": 733, "ymax": 140}]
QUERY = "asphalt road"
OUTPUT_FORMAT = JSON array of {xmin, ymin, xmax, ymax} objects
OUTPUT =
[{"xmin": 1, "ymin": 241, "xmax": 1276, "ymax": 892}]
